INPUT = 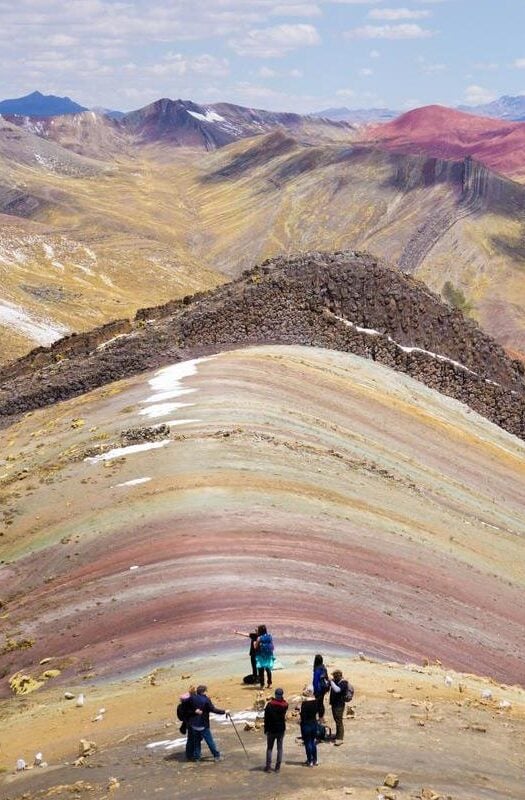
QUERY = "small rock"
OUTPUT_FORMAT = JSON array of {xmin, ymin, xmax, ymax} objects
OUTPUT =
[
  {"xmin": 34, "ymin": 753, "xmax": 43, "ymax": 766},
  {"xmin": 481, "ymin": 689, "xmax": 492, "ymax": 700},
  {"xmin": 244, "ymin": 721, "xmax": 255, "ymax": 731},
  {"xmin": 73, "ymin": 756, "xmax": 86, "ymax": 767},
  {"xmin": 98, "ymin": 708, "xmax": 106, "ymax": 714},
  {"xmin": 108, "ymin": 777, "xmax": 120, "ymax": 791},
  {"xmin": 42, "ymin": 669, "xmax": 61, "ymax": 679},
  {"xmin": 384, "ymin": 773, "xmax": 399, "ymax": 788},
  {"xmin": 64, "ymin": 692, "xmax": 75, "ymax": 700},
  {"xmin": 79, "ymin": 739, "xmax": 97, "ymax": 757},
  {"xmin": 39, "ymin": 658, "xmax": 53, "ymax": 665},
  {"xmin": 76, "ymin": 693, "xmax": 85, "ymax": 707},
  {"xmin": 91, "ymin": 714, "xmax": 104, "ymax": 722},
  {"xmin": 499, "ymin": 700, "xmax": 511, "ymax": 710},
  {"xmin": 16, "ymin": 758, "xmax": 26, "ymax": 771},
  {"xmin": 181, "ymin": 674, "xmax": 191, "ymax": 679},
  {"xmin": 444, "ymin": 675, "xmax": 453, "ymax": 687}
]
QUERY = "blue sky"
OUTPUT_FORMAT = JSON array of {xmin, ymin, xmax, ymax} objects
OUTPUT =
[{"xmin": 2, "ymin": 0, "xmax": 524, "ymax": 112}]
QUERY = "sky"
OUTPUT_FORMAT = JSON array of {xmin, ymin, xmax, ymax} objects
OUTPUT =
[{"xmin": 1, "ymin": 0, "xmax": 525, "ymax": 113}]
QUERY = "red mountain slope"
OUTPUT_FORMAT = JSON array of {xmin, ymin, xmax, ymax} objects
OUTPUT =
[{"xmin": 368, "ymin": 105, "xmax": 525, "ymax": 181}]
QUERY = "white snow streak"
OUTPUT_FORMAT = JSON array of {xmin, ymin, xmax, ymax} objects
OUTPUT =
[
  {"xmin": 85, "ymin": 440, "xmax": 170, "ymax": 463},
  {"xmin": 115, "ymin": 477, "xmax": 152, "ymax": 487},
  {"xmin": 0, "ymin": 299, "xmax": 69, "ymax": 345},
  {"xmin": 187, "ymin": 109, "xmax": 225, "ymax": 123}
]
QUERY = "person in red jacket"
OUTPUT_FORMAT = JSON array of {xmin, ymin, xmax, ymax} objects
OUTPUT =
[{"xmin": 263, "ymin": 688, "xmax": 288, "ymax": 772}]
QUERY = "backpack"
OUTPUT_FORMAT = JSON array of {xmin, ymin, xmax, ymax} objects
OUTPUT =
[
  {"xmin": 176, "ymin": 702, "xmax": 186, "ymax": 721},
  {"xmin": 243, "ymin": 673, "xmax": 257, "ymax": 685},
  {"xmin": 258, "ymin": 633, "xmax": 274, "ymax": 655},
  {"xmin": 316, "ymin": 722, "xmax": 332, "ymax": 741},
  {"xmin": 344, "ymin": 682, "xmax": 354, "ymax": 703}
]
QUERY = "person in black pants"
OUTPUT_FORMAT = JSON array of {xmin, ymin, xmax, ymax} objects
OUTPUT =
[
  {"xmin": 329, "ymin": 669, "xmax": 349, "ymax": 745},
  {"xmin": 233, "ymin": 628, "xmax": 258, "ymax": 679},
  {"xmin": 263, "ymin": 688, "xmax": 288, "ymax": 772},
  {"xmin": 300, "ymin": 686, "xmax": 319, "ymax": 766},
  {"xmin": 312, "ymin": 654, "xmax": 330, "ymax": 721}
]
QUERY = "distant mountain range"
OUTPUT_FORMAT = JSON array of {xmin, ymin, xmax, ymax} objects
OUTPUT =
[
  {"xmin": 457, "ymin": 94, "xmax": 525, "ymax": 122},
  {"xmin": 312, "ymin": 106, "xmax": 399, "ymax": 123},
  {"xmin": 0, "ymin": 90, "xmax": 87, "ymax": 117}
]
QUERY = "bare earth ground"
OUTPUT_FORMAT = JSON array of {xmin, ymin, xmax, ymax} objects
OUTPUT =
[{"xmin": 1, "ymin": 656, "xmax": 524, "ymax": 800}]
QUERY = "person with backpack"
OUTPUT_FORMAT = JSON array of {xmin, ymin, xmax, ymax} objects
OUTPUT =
[
  {"xmin": 254, "ymin": 624, "xmax": 275, "ymax": 689},
  {"xmin": 328, "ymin": 669, "xmax": 353, "ymax": 745},
  {"xmin": 312, "ymin": 654, "xmax": 330, "ymax": 721},
  {"xmin": 188, "ymin": 685, "xmax": 229, "ymax": 762},
  {"xmin": 299, "ymin": 686, "xmax": 319, "ymax": 767},
  {"xmin": 263, "ymin": 687, "xmax": 288, "ymax": 772},
  {"xmin": 176, "ymin": 686, "xmax": 198, "ymax": 760}
]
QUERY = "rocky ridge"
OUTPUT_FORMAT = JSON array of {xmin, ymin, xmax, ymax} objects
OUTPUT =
[{"xmin": 1, "ymin": 251, "xmax": 524, "ymax": 439}]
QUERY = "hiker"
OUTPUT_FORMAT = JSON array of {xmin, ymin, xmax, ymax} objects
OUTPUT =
[
  {"xmin": 263, "ymin": 687, "xmax": 288, "ymax": 772},
  {"xmin": 255, "ymin": 624, "xmax": 275, "ymax": 689},
  {"xmin": 177, "ymin": 685, "xmax": 197, "ymax": 761},
  {"xmin": 300, "ymin": 686, "xmax": 319, "ymax": 766},
  {"xmin": 188, "ymin": 685, "xmax": 229, "ymax": 762},
  {"xmin": 233, "ymin": 628, "xmax": 259, "ymax": 679},
  {"xmin": 328, "ymin": 669, "xmax": 350, "ymax": 745},
  {"xmin": 312, "ymin": 653, "xmax": 330, "ymax": 721}
]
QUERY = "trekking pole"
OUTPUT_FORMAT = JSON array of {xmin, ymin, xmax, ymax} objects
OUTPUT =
[{"xmin": 226, "ymin": 713, "xmax": 250, "ymax": 762}]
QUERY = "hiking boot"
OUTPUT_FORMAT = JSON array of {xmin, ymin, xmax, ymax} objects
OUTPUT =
[
  {"xmin": 264, "ymin": 765, "xmax": 272, "ymax": 773},
  {"xmin": 334, "ymin": 739, "xmax": 344, "ymax": 746},
  {"xmin": 214, "ymin": 756, "xmax": 223, "ymax": 762},
  {"xmin": 274, "ymin": 764, "xmax": 281, "ymax": 772}
]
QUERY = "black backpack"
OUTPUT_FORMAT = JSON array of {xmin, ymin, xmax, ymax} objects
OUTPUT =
[
  {"xmin": 176, "ymin": 702, "xmax": 186, "ymax": 721},
  {"xmin": 344, "ymin": 682, "xmax": 354, "ymax": 703},
  {"xmin": 316, "ymin": 722, "xmax": 332, "ymax": 741}
]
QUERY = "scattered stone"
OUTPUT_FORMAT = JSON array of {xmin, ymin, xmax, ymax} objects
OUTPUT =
[
  {"xmin": 181, "ymin": 674, "xmax": 191, "ymax": 679},
  {"xmin": 73, "ymin": 756, "xmax": 86, "ymax": 767},
  {"xmin": 76, "ymin": 693, "xmax": 85, "ymax": 707},
  {"xmin": 383, "ymin": 773, "xmax": 399, "ymax": 788},
  {"xmin": 79, "ymin": 739, "xmax": 97, "ymax": 757},
  {"xmin": 41, "ymin": 668, "xmax": 61, "ymax": 679},
  {"xmin": 243, "ymin": 721, "xmax": 255, "ymax": 731},
  {"xmin": 64, "ymin": 692, "xmax": 76, "ymax": 699},
  {"xmin": 39, "ymin": 657, "xmax": 53, "ymax": 665},
  {"xmin": 481, "ymin": 689, "xmax": 492, "ymax": 700},
  {"xmin": 91, "ymin": 714, "xmax": 104, "ymax": 722},
  {"xmin": 108, "ymin": 777, "xmax": 120, "ymax": 791},
  {"xmin": 419, "ymin": 790, "xmax": 442, "ymax": 800},
  {"xmin": 499, "ymin": 700, "xmax": 512, "ymax": 710}
]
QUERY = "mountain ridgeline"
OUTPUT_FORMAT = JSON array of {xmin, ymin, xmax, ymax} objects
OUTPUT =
[{"xmin": 1, "ymin": 252, "xmax": 524, "ymax": 439}]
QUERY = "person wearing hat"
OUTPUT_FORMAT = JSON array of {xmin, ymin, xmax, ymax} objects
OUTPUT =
[
  {"xmin": 328, "ymin": 669, "xmax": 349, "ymax": 745},
  {"xmin": 263, "ymin": 688, "xmax": 288, "ymax": 772},
  {"xmin": 188, "ymin": 685, "xmax": 230, "ymax": 762},
  {"xmin": 300, "ymin": 686, "xmax": 319, "ymax": 766}
]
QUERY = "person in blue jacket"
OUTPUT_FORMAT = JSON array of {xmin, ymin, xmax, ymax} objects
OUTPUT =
[
  {"xmin": 312, "ymin": 653, "xmax": 330, "ymax": 721},
  {"xmin": 255, "ymin": 624, "xmax": 275, "ymax": 689}
]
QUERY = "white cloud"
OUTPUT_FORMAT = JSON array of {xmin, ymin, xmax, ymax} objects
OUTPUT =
[
  {"xmin": 514, "ymin": 58, "xmax": 525, "ymax": 69},
  {"xmin": 336, "ymin": 88, "xmax": 356, "ymax": 97},
  {"xmin": 368, "ymin": 8, "xmax": 430, "ymax": 20},
  {"xmin": 290, "ymin": 68, "xmax": 303, "ymax": 77},
  {"xmin": 229, "ymin": 23, "xmax": 320, "ymax": 57},
  {"xmin": 345, "ymin": 24, "xmax": 434, "ymax": 39},
  {"xmin": 473, "ymin": 61, "xmax": 499, "ymax": 71},
  {"xmin": 258, "ymin": 66, "xmax": 278, "ymax": 78},
  {"xmin": 463, "ymin": 84, "xmax": 497, "ymax": 105},
  {"xmin": 359, "ymin": 67, "xmax": 373, "ymax": 76},
  {"xmin": 369, "ymin": 49, "xmax": 380, "ymax": 58},
  {"xmin": 271, "ymin": 3, "xmax": 321, "ymax": 15}
]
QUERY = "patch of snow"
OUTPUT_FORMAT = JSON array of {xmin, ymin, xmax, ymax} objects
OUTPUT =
[
  {"xmin": 84, "ymin": 440, "xmax": 171, "ymax": 463},
  {"xmin": 115, "ymin": 477, "xmax": 152, "ymax": 487},
  {"xmin": 146, "ymin": 357, "xmax": 212, "ymax": 402},
  {"xmin": 139, "ymin": 402, "xmax": 192, "ymax": 419},
  {"xmin": 187, "ymin": 109, "xmax": 225, "ymax": 124},
  {"xmin": 42, "ymin": 243, "xmax": 55, "ymax": 260},
  {"xmin": 146, "ymin": 737, "xmax": 186, "ymax": 751},
  {"xmin": 0, "ymin": 299, "xmax": 69, "ymax": 345},
  {"xmin": 334, "ymin": 315, "xmax": 480, "ymax": 378}
]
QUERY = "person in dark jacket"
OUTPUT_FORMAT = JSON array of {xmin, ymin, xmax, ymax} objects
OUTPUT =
[
  {"xmin": 177, "ymin": 685, "xmax": 197, "ymax": 760},
  {"xmin": 329, "ymin": 669, "xmax": 349, "ymax": 744},
  {"xmin": 312, "ymin": 654, "xmax": 330, "ymax": 721},
  {"xmin": 300, "ymin": 686, "xmax": 319, "ymax": 766},
  {"xmin": 188, "ymin": 685, "xmax": 229, "ymax": 761},
  {"xmin": 233, "ymin": 628, "xmax": 259, "ymax": 678},
  {"xmin": 263, "ymin": 688, "xmax": 288, "ymax": 772}
]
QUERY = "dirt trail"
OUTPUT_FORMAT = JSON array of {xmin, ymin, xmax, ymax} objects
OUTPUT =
[{"xmin": 2, "ymin": 657, "xmax": 524, "ymax": 800}]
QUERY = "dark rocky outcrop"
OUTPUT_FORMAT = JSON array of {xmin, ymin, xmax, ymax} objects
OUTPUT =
[{"xmin": 1, "ymin": 251, "xmax": 524, "ymax": 439}]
